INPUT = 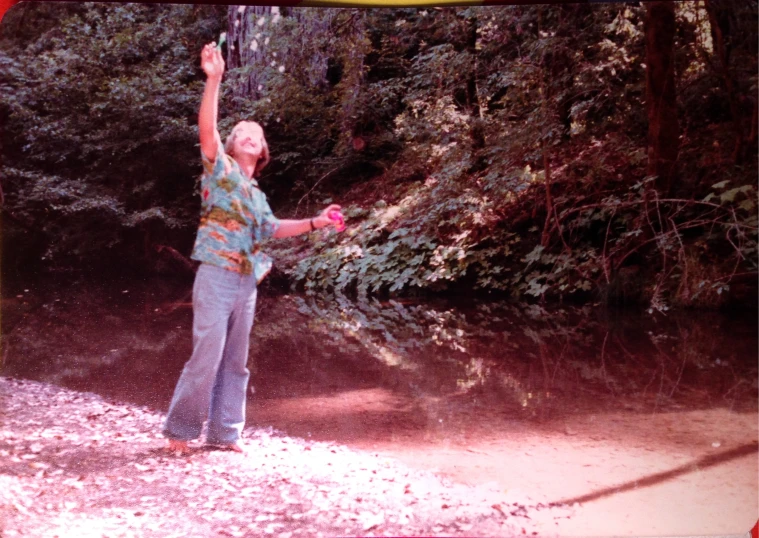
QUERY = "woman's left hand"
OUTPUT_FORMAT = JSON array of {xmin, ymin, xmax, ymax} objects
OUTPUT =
[{"xmin": 314, "ymin": 204, "xmax": 342, "ymax": 229}]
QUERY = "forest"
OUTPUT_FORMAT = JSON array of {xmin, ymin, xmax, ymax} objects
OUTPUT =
[{"xmin": 1, "ymin": 1, "xmax": 757, "ymax": 312}]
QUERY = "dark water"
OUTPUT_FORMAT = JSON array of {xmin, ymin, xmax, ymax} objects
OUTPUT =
[{"xmin": 2, "ymin": 276, "xmax": 757, "ymax": 440}]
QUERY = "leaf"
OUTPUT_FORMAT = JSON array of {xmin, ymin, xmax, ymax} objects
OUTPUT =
[
  {"xmin": 720, "ymin": 185, "xmax": 753, "ymax": 204},
  {"xmin": 720, "ymin": 189, "xmax": 739, "ymax": 203},
  {"xmin": 522, "ymin": 245, "xmax": 544, "ymax": 265},
  {"xmin": 711, "ymin": 180, "xmax": 730, "ymax": 190}
]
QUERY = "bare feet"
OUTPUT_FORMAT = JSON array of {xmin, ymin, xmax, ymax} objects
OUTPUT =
[
  {"xmin": 207, "ymin": 440, "xmax": 246, "ymax": 454},
  {"xmin": 226, "ymin": 441, "xmax": 245, "ymax": 454},
  {"xmin": 167, "ymin": 439, "xmax": 189, "ymax": 454}
]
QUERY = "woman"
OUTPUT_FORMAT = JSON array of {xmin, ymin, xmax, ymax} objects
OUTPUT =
[{"xmin": 163, "ymin": 42, "xmax": 341, "ymax": 453}]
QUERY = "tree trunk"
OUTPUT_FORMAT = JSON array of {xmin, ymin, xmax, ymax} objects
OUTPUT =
[
  {"xmin": 226, "ymin": 6, "xmax": 338, "ymax": 104},
  {"xmin": 465, "ymin": 14, "xmax": 481, "ymax": 119},
  {"xmin": 288, "ymin": 8, "xmax": 337, "ymax": 89},
  {"xmin": 554, "ymin": 4, "xmax": 585, "ymax": 138},
  {"xmin": 226, "ymin": 7, "xmax": 336, "ymax": 99},
  {"xmin": 226, "ymin": 5, "xmax": 274, "ymax": 102},
  {"xmin": 465, "ymin": 14, "xmax": 485, "ymax": 150},
  {"xmin": 645, "ymin": 1, "xmax": 679, "ymax": 195},
  {"xmin": 335, "ymin": 11, "xmax": 367, "ymax": 142},
  {"xmin": 704, "ymin": 0, "xmax": 747, "ymax": 163}
]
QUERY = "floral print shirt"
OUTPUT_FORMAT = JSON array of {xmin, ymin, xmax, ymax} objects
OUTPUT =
[{"xmin": 191, "ymin": 146, "xmax": 280, "ymax": 283}]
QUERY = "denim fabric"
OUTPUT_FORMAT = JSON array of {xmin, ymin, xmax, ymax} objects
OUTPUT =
[{"xmin": 163, "ymin": 263, "xmax": 257, "ymax": 444}]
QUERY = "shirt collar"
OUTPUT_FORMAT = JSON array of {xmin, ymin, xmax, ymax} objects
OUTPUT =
[{"xmin": 229, "ymin": 156, "xmax": 260, "ymax": 188}]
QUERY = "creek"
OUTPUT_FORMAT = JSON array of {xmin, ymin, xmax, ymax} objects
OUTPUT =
[{"xmin": 2, "ymin": 276, "xmax": 757, "ymax": 535}]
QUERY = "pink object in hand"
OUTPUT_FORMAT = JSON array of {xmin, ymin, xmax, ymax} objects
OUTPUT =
[{"xmin": 328, "ymin": 210, "xmax": 345, "ymax": 232}]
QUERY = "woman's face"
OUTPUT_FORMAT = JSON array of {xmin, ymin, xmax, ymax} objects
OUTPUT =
[{"xmin": 231, "ymin": 122, "xmax": 265, "ymax": 159}]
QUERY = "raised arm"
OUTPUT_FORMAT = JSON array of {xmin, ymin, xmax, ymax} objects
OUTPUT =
[{"xmin": 199, "ymin": 43, "xmax": 225, "ymax": 161}]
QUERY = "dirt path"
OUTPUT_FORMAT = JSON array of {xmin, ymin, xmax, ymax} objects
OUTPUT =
[
  {"xmin": 365, "ymin": 418, "xmax": 758, "ymax": 537},
  {"xmin": 0, "ymin": 377, "xmax": 574, "ymax": 537},
  {"xmin": 249, "ymin": 388, "xmax": 759, "ymax": 537}
]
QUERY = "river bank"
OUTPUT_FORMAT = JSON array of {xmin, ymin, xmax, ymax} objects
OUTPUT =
[
  {"xmin": 2, "ymin": 277, "xmax": 757, "ymax": 536},
  {"xmin": 0, "ymin": 377, "xmax": 572, "ymax": 537}
]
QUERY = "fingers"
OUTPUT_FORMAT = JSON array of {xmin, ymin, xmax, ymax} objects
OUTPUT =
[
  {"xmin": 201, "ymin": 42, "xmax": 214, "ymax": 55},
  {"xmin": 212, "ymin": 48, "xmax": 224, "ymax": 67},
  {"xmin": 200, "ymin": 43, "xmax": 214, "ymax": 64},
  {"xmin": 200, "ymin": 43, "xmax": 225, "ymax": 76},
  {"xmin": 318, "ymin": 206, "xmax": 340, "ymax": 221},
  {"xmin": 200, "ymin": 43, "xmax": 223, "ymax": 61},
  {"xmin": 320, "ymin": 205, "xmax": 344, "ymax": 229}
]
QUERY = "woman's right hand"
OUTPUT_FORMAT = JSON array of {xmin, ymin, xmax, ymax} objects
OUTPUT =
[{"xmin": 201, "ymin": 43, "xmax": 225, "ymax": 80}]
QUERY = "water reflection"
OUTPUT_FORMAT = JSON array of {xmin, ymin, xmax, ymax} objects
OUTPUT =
[{"xmin": 2, "ymin": 277, "xmax": 757, "ymax": 444}]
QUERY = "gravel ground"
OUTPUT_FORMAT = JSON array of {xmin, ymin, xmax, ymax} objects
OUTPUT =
[{"xmin": 0, "ymin": 377, "xmax": 575, "ymax": 537}]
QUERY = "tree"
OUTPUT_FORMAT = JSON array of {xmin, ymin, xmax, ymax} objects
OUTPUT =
[
  {"xmin": 703, "ymin": 0, "xmax": 758, "ymax": 164},
  {"xmin": 0, "ymin": 3, "xmax": 226, "ymax": 274},
  {"xmin": 645, "ymin": 1, "xmax": 680, "ymax": 195},
  {"xmin": 1, "ymin": 4, "xmax": 755, "ymax": 308},
  {"xmin": 225, "ymin": 5, "xmax": 276, "ymax": 102},
  {"xmin": 219, "ymin": 6, "xmax": 371, "ymax": 207}
]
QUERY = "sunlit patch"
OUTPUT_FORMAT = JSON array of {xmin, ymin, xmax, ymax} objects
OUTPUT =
[
  {"xmin": 47, "ymin": 512, "xmax": 147, "ymax": 537},
  {"xmin": 254, "ymin": 388, "xmax": 406, "ymax": 422},
  {"xmin": 376, "ymin": 347, "xmax": 403, "ymax": 368}
]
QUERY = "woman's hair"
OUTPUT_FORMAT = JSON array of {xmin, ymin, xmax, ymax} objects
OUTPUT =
[{"xmin": 224, "ymin": 121, "xmax": 270, "ymax": 176}]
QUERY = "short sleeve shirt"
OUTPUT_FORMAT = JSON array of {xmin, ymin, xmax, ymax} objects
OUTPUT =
[{"xmin": 190, "ymin": 145, "xmax": 280, "ymax": 283}]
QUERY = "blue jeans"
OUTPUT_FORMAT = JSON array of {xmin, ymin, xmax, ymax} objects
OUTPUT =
[{"xmin": 163, "ymin": 263, "xmax": 258, "ymax": 444}]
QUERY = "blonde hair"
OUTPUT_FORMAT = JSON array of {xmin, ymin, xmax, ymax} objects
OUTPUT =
[{"xmin": 224, "ymin": 121, "xmax": 270, "ymax": 177}]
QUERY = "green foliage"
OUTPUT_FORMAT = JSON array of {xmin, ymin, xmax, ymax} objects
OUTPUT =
[
  {"xmin": 273, "ymin": 3, "xmax": 756, "ymax": 310},
  {"xmin": 283, "ymin": 185, "xmax": 526, "ymax": 297},
  {"xmin": 1, "ymin": 3, "xmax": 756, "ymax": 309},
  {"xmin": 0, "ymin": 2, "xmax": 226, "ymax": 269},
  {"xmin": 220, "ymin": 9, "xmax": 378, "ymax": 204},
  {"xmin": 288, "ymin": 201, "xmax": 438, "ymax": 296}
]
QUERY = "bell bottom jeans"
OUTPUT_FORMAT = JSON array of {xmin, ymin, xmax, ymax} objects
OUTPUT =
[{"xmin": 163, "ymin": 263, "xmax": 257, "ymax": 445}]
